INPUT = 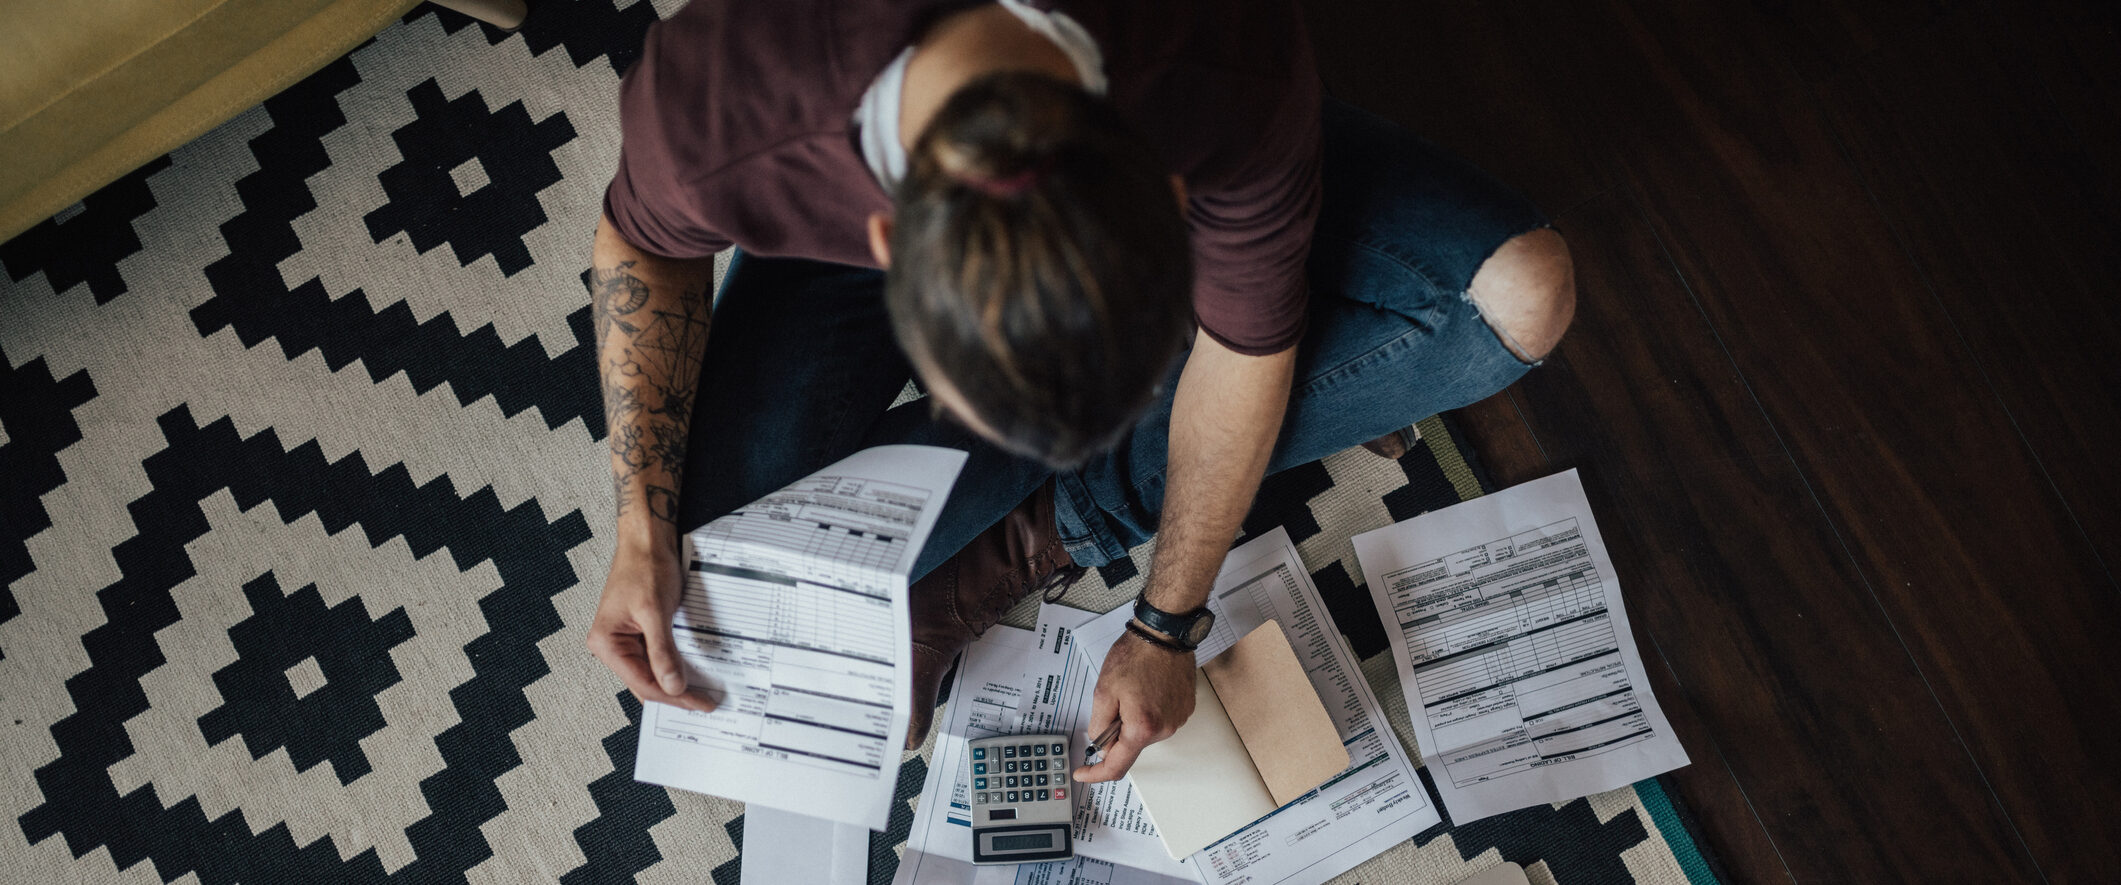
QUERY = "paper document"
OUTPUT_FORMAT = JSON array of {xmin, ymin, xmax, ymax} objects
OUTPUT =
[
  {"xmin": 1066, "ymin": 528, "xmax": 1441, "ymax": 884},
  {"xmin": 897, "ymin": 848, "xmax": 1183, "ymax": 885},
  {"xmin": 740, "ymin": 807, "xmax": 867, "ymax": 885},
  {"xmin": 892, "ymin": 614, "xmax": 1192, "ymax": 885},
  {"xmin": 1352, "ymin": 468, "xmax": 1689, "ymax": 823},
  {"xmin": 634, "ymin": 445, "xmax": 968, "ymax": 830}
]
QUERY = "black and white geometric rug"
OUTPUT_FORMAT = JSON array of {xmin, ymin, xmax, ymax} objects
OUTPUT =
[{"xmin": 0, "ymin": 3, "xmax": 1722, "ymax": 882}]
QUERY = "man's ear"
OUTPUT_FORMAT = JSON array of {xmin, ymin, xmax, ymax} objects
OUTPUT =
[
  {"xmin": 866, "ymin": 212, "xmax": 894, "ymax": 268},
  {"xmin": 1169, "ymin": 174, "xmax": 1187, "ymax": 210}
]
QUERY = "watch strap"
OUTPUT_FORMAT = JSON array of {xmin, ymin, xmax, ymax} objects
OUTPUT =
[
  {"xmin": 1125, "ymin": 619, "xmax": 1194, "ymax": 654},
  {"xmin": 1132, "ymin": 595, "xmax": 1210, "ymax": 649}
]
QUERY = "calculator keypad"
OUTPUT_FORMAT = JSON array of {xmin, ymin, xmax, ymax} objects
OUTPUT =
[{"xmin": 968, "ymin": 734, "xmax": 1073, "ymax": 842}]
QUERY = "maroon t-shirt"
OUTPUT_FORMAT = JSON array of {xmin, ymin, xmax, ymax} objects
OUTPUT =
[{"xmin": 603, "ymin": 0, "xmax": 1321, "ymax": 355}]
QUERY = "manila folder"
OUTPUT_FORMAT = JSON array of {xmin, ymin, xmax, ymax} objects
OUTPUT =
[
  {"xmin": 1126, "ymin": 622, "xmax": 1350, "ymax": 859},
  {"xmin": 1203, "ymin": 620, "xmax": 1348, "ymax": 805}
]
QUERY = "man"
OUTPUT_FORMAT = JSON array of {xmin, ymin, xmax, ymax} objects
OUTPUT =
[{"xmin": 585, "ymin": 0, "xmax": 1575, "ymax": 786}]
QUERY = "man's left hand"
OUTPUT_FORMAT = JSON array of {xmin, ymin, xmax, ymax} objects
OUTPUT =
[{"xmin": 1072, "ymin": 629, "xmax": 1197, "ymax": 783}]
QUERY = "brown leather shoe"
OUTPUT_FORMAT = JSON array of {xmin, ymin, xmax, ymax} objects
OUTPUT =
[{"xmin": 905, "ymin": 479, "xmax": 1085, "ymax": 749}]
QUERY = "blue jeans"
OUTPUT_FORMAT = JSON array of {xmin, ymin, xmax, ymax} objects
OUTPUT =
[{"xmin": 673, "ymin": 100, "xmax": 1548, "ymax": 578}]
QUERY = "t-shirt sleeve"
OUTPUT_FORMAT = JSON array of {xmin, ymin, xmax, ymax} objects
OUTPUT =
[
  {"xmin": 600, "ymin": 22, "xmax": 734, "ymax": 259},
  {"xmin": 604, "ymin": 150, "xmax": 731, "ymax": 260},
  {"xmin": 1184, "ymin": 67, "xmax": 1321, "ymax": 356}
]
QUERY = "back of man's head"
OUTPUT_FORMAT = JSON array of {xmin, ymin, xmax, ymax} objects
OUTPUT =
[{"xmin": 886, "ymin": 71, "xmax": 1193, "ymax": 468}]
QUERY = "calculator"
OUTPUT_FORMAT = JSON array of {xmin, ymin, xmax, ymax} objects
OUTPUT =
[{"xmin": 964, "ymin": 733, "xmax": 1073, "ymax": 864}]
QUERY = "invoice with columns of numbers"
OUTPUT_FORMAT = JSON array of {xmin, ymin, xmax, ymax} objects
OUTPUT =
[
  {"xmin": 1353, "ymin": 468, "xmax": 1688, "ymax": 824},
  {"xmin": 633, "ymin": 445, "xmax": 967, "ymax": 830}
]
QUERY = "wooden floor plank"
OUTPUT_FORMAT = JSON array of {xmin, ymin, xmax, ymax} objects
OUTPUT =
[
  {"xmin": 1806, "ymin": 3, "xmax": 2121, "ymax": 875},
  {"xmin": 1732, "ymin": 0, "xmax": 1962, "ymax": 83},
  {"xmin": 1301, "ymin": 0, "xmax": 1605, "ymax": 219},
  {"xmin": 2040, "ymin": 5, "xmax": 2121, "ymax": 207},
  {"xmin": 1820, "ymin": 2, "xmax": 2121, "ymax": 596},
  {"xmin": 1968, "ymin": 2, "xmax": 2121, "ymax": 574},
  {"xmin": 1518, "ymin": 0, "xmax": 2115, "ymax": 879},
  {"xmin": 1453, "ymin": 393, "xmax": 1547, "ymax": 489},
  {"xmin": 1504, "ymin": 194, "xmax": 2026, "ymax": 882}
]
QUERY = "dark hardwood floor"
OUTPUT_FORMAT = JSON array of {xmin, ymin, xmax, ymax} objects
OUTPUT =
[{"xmin": 1304, "ymin": 0, "xmax": 2121, "ymax": 881}]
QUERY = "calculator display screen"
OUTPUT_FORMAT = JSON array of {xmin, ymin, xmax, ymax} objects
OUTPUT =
[{"xmin": 991, "ymin": 834, "xmax": 1054, "ymax": 851}]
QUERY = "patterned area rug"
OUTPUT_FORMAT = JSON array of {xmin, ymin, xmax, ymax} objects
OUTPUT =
[{"xmin": 0, "ymin": 3, "xmax": 1722, "ymax": 883}]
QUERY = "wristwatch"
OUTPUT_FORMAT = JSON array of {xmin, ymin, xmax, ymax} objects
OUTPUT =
[{"xmin": 1131, "ymin": 595, "xmax": 1216, "ymax": 651}]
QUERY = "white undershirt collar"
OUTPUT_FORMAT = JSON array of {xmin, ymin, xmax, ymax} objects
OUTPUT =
[{"xmin": 854, "ymin": 1, "xmax": 1107, "ymax": 193}]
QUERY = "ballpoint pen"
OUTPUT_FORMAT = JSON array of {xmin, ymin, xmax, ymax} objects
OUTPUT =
[{"xmin": 1083, "ymin": 720, "xmax": 1123, "ymax": 765}]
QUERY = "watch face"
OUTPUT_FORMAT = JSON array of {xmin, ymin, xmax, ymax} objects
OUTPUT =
[{"xmin": 1181, "ymin": 611, "xmax": 1216, "ymax": 646}]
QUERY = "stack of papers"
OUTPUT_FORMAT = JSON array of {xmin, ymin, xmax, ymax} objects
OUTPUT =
[
  {"xmin": 633, "ymin": 445, "xmax": 967, "ymax": 830},
  {"xmin": 663, "ymin": 460, "xmax": 1686, "ymax": 884},
  {"xmin": 895, "ymin": 528, "xmax": 1440, "ymax": 885}
]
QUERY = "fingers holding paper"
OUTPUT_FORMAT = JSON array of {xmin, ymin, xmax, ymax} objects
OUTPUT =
[
  {"xmin": 1073, "ymin": 629, "xmax": 1196, "ymax": 782},
  {"xmin": 588, "ymin": 543, "xmax": 718, "ymax": 714}
]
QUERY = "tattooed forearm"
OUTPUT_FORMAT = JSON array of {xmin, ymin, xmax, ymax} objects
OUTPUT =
[{"xmin": 592, "ymin": 260, "xmax": 710, "ymax": 526}]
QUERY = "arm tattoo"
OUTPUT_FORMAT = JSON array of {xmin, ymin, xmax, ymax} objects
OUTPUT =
[{"xmin": 592, "ymin": 261, "xmax": 709, "ymax": 525}]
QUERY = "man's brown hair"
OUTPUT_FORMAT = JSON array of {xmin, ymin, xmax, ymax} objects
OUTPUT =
[{"xmin": 886, "ymin": 71, "xmax": 1193, "ymax": 468}]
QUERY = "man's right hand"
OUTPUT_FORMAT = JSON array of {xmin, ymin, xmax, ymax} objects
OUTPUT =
[{"xmin": 586, "ymin": 538, "xmax": 716, "ymax": 713}]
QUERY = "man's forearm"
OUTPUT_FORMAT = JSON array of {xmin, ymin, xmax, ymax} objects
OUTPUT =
[
  {"xmin": 1141, "ymin": 336, "xmax": 1297, "ymax": 617},
  {"xmin": 591, "ymin": 216, "xmax": 718, "ymax": 547}
]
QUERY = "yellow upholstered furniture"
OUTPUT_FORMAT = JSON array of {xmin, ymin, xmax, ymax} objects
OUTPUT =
[{"xmin": 0, "ymin": 0, "xmax": 424, "ymax": 242}]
